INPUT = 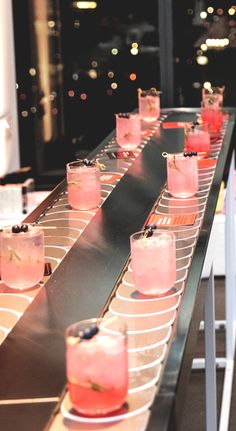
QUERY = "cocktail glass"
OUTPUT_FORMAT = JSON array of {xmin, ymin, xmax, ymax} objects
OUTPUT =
[
  {"xmin": 138, "ymin": 88, "xmax": 161, "ymax": 122},
  {"xmin": 164, "ymin": 152, "xmax": 199, "ymax": 198},
  {"xmin": 66, "ymin": 316, "xmax": 128, "ymax": 416},
  {"xmin": 130, "ymin": 229, "xmax": 176, "ymax": 296},
  {"xmin": 201, "ymin": 103, "xmax": 223, "ymax": 135},
  {"xmin": 115, "ymin": 113, "xmax": 141, "ymax": 149},
  {"xmin": 184, "ymin": 122, "xmax": 210, "ymax": 158},
  {"xmin": 67, "ymin": 160, "xmax": 101, "ymax": 210},
  {"xmin": 1, "ymin": 224, "xmax": 44, "ymax": 289},
  {"xmin": 202, "ymin": 86, "xmax": 224, "ymax": 108}
]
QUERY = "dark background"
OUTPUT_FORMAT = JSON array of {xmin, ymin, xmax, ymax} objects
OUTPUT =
[{"xmin": 11, "ymin": 0, "xmax": 236, "ymax": 188}]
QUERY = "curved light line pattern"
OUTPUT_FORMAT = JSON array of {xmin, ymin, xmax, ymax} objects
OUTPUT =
[{"xmin": 0, "ymin": 117, "xmax": 166, "ymax": 346}]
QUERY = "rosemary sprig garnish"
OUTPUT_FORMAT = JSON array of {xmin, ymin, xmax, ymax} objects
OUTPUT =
[
  {"xmin": 69, "ymin": 378, "xmax": 107, "ymax": 393},
  {"xmin": 8, "ymin": 247, "xmax": 22, "ymax": 262},
  {"xmin": 123, "ymin": 132, "xmax": 132, "ymax": 139}
]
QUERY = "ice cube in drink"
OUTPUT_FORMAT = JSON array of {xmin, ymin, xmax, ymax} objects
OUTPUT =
[
  {"xmin": 67, "ymin": 159, "xmax": 101, "ymax": 210},
  {"xmin": 66, "ymin": 317, "xmax": 128, "ymax": 416},
  {"xmin": 116, "ymin": 113, "xmax": 141, "ymax": 149},
  {"xmin": 1, "ymin": 224, "xmax": 44, "ymax": 289},
  {"xmin": 130, "ymin": 230, "xmax": 176, "ymax": 296}
]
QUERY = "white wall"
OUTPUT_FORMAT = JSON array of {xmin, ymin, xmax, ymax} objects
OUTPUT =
[{"xmin": 0, "ymin": 0, "xmax": 20, "ymax": 178}]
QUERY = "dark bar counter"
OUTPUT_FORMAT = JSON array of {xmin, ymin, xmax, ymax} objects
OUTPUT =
[{"xmin": 0, "ymin": 108, "xmax": 235, "ymax": 431}]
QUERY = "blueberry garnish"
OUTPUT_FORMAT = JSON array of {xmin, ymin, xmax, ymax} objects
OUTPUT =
[
  {"xmin": 21, "ymin": 224, "xmax": 29, "ymax": 232},
  {"xmin": 118, "ymin": 113, "xmax": 130, "ymax": 119},
  {"xmin": 79, "ymin": 324, "xmax": 99, "ymax": 340},
  {"xmin": 83, "ymin": 158, "xmax": 95, "ymax": 167},
  {"xmin": 144, "ymin": 225, "xmax": 156, "ymax": 238},
  {"xmin": 145, "ymin": 223, "xmax": 157, "ymax": 231},
  {"xmin": 184, "ymin": 151, "xmax": 197, "ymax": 157},
  {"xmin": 12, "ymin": 225, "xmax": 21, "ymax": 233}
]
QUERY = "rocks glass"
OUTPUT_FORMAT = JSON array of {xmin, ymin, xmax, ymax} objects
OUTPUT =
[
  {"xmin": 130, "ymin": 229, "xmax": 176, "ymax": 296},
  {"xmin": 138, "ymin": 87, "xmax": 161, "ymax": 122},
  {"xmin": 1, "ymin": 224, "xmax": 45, "ymax": 289},
  {"xmin": 185, "ymin": 122, "xmax": 211, "ymax": 158},
  {"xmin": 67, "ymin": 159, "xmax": 101, "ymax": 210},
  {"xmin": 115, "ymin": 113, "xmax": 141, "ymax": 149},
  {"xmin": 164, "ymin": 152, "xmax": 199, "ymax": 198},
  {"xmin": 65, "ymin": 317, "xmax": 128, "ymax": 416}
]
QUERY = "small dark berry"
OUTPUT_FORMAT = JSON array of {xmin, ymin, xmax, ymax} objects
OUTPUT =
[
  {"xmin": 21, "ymin": 224, "xmax": 29, "ymax": 232},
  {"xmin": 79, "ymin": 324, "xmax": 99, "ymax": 340},
  {"xmin": 145, "ymin": 223, "xmax": 156, "ymax": 231},
  {"xmin": 83, "ymin": 158, "xmax": 95, "ymax": 167},
  {"xmin": 184, "ymin": 152, "xmax": 188, "ymax": 157},
  {"xmin": 12, "ymin": 225, "xmax": 21, "ymax": 233}
]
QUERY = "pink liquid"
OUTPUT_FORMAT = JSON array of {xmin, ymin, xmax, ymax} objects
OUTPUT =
[
  {"xmin": 67, "ymin": 165, "xmax": 101, "ymax": 210},
  {"xmin": 116, "ymin": 114, "xmax": 141, "ymax": 149},
  {"xmin": 1, "ymin": 226, "xmax": 44, "ymax": 289},
  {"xmin": 185, "ymin": 130, "xmax": 210, "ymax": 157},
  {"xmin": 66, "ymin": 333, "xmax": 128, "ymax": 415},
  {"xmin": 201, "ymin": 107, "xmax": 223, "ymax": 134},
  {"xmin": 167, "ymin": 154, "xmax": 198, "ymax": 198},
  {"xmin": 138, "ymin": 95, "xmax": 160, "ymax": 122},
  {"xmin": 131, "ymin": 232, "xmax": 176, "ymax": 295}
]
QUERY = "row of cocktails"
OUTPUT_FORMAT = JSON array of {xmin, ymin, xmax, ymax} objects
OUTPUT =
[{"xmin": 0, "ymin": 85, "xmax": 224, "ymax": 419}]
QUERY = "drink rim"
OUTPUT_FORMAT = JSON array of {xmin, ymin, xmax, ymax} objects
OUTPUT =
[
  {"xmin": 1, "ymin": 224, "xmax": 44, "ymax": 237},
  {"xmin": 67, "ymin": 161, "xmax": 99, "ymax": 171},
  {"xmin": 66, "ymin": 316, "xmax": 127, "ymax": 340},
  {"xmin": 130, "ymin": 229, "xmax": 175, "ymax": 240}
]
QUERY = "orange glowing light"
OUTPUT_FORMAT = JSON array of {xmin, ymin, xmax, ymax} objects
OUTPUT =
[{"xmin": 129, "ymin": 73, "xmax": 137, "ymax": 81}]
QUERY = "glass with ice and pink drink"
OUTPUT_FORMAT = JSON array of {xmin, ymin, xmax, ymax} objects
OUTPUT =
[
  {"xmin": 66, "ymin": 317, "xmax": 128, "ymax": 416},
  {"xmin": 201, "ymin": 104, "xmax": 223, "ymax": 135},
  {"xmin": 1, "ymin": 224, "xmax": 44, "ymax": 289},
  {"xmin": 164, "ymin": 152, "xmax": 199, "ymax": 198},
  {"xmin": 116, "ymin": 113, "xmax": 141, "ymax": 149},
  {"xmin": 67, "ymin": 159, "xmax": 101, "ymax": 210},
  {"xmin": 202, "ymin": 86, "xmax": 224, "ymax": 108},
  {"xmin": 185, "ymin": 122, "xmax": 210, "ymax": 157},
  {"xmin": 138, "ymin": 87, "xmax": 161, "ymax": 122},
  {"xmin": 130, "ymin": 229, "xmax": 176, "ymax": 296}
]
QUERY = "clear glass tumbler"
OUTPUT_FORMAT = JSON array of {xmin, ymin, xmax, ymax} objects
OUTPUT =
[
  {"xmin": 165, "ymin": 152, "xmax": 199, "ymax": 198},
  {"xmin": 138, "ymin": 88, "xmax": 161, "ymax": 122},
  {"xmin": 1, "ymin": 224, "xmax": 45, "ymax": 289},
  {"xmin": 115, "ymin": 113, "xmax": 141, "ymax": 149},
  {"xmin": 66, "ymin": 316, "xmax": 128, "ymax": 416},
  {"xmin": 130, "ymin": 229, "xmax": 176, "ymax": 296},
  {"xmin": 185, "ymin": 122, "xmax": 210, "ymax": 158},
  {"xmin": 67, "ymin": 160, "xmax": 101, "ymax": 210}
]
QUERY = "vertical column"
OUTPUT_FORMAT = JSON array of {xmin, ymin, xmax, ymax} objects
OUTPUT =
[
  {"xmin": 158, "ymin": 0, "xmax": 174, "ymax": 107},
  {"xmin": 0, "ymin": 0, "xmax": 20, "ymax": 177}
]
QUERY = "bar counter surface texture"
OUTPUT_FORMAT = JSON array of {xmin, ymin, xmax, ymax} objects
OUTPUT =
[{"xmin": 0, "ymin": 108, "xmax": 235, "ymax": 431}]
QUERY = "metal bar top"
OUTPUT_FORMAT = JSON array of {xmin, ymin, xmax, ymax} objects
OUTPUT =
[{"xmin": 0, "ymin": 108, "xmax": 235, "ymax": 431}]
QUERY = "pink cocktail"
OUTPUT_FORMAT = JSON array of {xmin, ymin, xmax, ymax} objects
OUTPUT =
[
  {"xmin": 66, "ymin": 317, "xmax": 128, "ymax": 416},
  {"xmin": 130, "ymin": 230, "xmax": 176, "ymax": 296},
  {"xmin": 165, "ymin": 152, "xmax": 199, "ymax": 198},
  {"xmin": 201, "ymin": 105, "xmax": 223, "ymax": 135},
  {"xmin": 138, "ymin": 88, "xmax": 161, "ymax": 122},
  {"xmin": 116, "ymin": 113, "xmax": 141, "ymax": 149},
  {"xmin": 202, "ymin": 86, "xmax": 224, "ymax": 108},
  {"xmin": 185, "ymin": 123, "xmax": 210, "ymax": 157},
  {"xmin": 1, "ymin": 224, "xmax": 44, "ymax": 289},
  {"xmin": 67, "ymin": 159, "xmax": 101, "ymax": 210}
]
